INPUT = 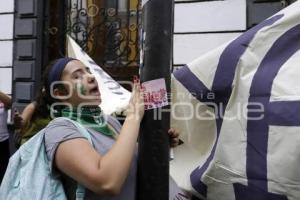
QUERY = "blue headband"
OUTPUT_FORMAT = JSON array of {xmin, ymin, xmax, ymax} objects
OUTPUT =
[{"xmin": 47, "ymin": 57, "xmax": 77, "ymax": 89}]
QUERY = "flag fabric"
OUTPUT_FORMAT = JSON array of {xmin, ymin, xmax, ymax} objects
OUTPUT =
[
  {"xmin": 67, "ymin": 36, "xmax": 131, "ymax": 115},
  {"xmin": 170, "ymin": 2, "xmax": 300, "ymax": 200}
]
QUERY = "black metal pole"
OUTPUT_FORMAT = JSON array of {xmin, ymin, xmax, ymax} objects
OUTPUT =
[{"xmin": 137, "ymin": 0, "xmax": 174, "ymax": 200}]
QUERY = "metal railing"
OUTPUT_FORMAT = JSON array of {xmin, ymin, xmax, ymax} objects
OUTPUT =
[{"xmin": 66, "ymin": 0, "xmax": 141, "ymax": 68}]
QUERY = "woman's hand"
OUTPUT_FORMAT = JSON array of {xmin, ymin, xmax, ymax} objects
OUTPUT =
[
  {"xmin": 0, "ymin": 91, "xmax": 11, "ymax": 109},
  {"xmin": 13, "ymin": 103, "xmax": 36, "ymax": 135},
  {"xmin": 126, "ymin": 79, "xmax": 145, "ymax": 121},
  {"xmin": 168, "ymin": 128, "xmax": 180, "ymax": 148},
  {"xmin": 13, "ymin": 110, "xmax": 24, "ymax": 130}
]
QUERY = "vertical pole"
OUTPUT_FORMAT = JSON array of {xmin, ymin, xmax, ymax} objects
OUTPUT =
[
  {"xmin": 137, "ymin": 0, "xmax": 174, "ymax": 199},
  {"xmin": 59, "ymin": 0, "xmax": 67, "ymax": 57}
]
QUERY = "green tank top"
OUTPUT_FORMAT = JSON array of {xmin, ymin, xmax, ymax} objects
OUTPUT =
[{"xmin": 21, "ymin": 117, "xmax": 51, "ymax": 145}]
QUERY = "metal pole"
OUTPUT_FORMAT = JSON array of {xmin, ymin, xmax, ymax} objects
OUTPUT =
[{"xmin": 137, "ymin": 0, "xmax": 174, "ymax": 199}]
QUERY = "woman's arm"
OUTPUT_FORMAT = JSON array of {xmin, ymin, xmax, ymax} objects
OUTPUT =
[
  {"xmin": 21, "ymin": 102, "xmax": 36, "ymax": 125},
  {"xmin": 0, "ymin": 91, "xmax": 11, "ymax": 109},
  {"xmin": 14, "ymin": 102, "xmax": 36, "ymax": 135},
  {"xmin": 54, "ymin": 82, "xmax": 144, "ymax": 195}
]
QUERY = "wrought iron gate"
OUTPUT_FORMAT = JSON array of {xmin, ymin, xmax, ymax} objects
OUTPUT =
[{"xmin": 65, "ymin": 0, "xmax": 141, "ymax": 68}]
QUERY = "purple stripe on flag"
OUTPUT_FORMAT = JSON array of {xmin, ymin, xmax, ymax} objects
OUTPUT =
[
  {"xmin": 267, "ymin": 101, "xmax": 300, "ymax": 126},
  {"xmin": 212, "ymin": 14, "xmax": 284, "ymax": 100},
  {"xmin": 189, "ymin": 118, "xmax": 222, "ymax": 197},
  {"xmin": 234, "ymin": 183, "xmax": 288, "ymax": 200},
  {"xmin": 173, "ymin": 65, "xmax": 211, "ymax": 102}
]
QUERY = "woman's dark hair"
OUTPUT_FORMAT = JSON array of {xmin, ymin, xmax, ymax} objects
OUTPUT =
[{"xmin": 32, "ymin": 59, "xmax": 65, "ymax": 120}]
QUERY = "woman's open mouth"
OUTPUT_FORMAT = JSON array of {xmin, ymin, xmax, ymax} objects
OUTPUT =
[{"xmin": 89, "ymin": 85, "xmax": 100, "ymax": 96}]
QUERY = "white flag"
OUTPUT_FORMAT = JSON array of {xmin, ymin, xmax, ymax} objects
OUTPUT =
[
  {"xmin": 171, "ymin": 2, "xmax": 300, "ymax": 200},
  {"xmin": 67, "ymin": 36, "xmax": 131, "ymax": 115}
]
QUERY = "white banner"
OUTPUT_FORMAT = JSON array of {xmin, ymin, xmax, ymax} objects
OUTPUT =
[
  {"xmin": 67, "ymin": 36, "xmax": 131, "ymax": 115},
  {"xmin": 171, "ymin": 2, "xmax": 300, "ymax": 200}
]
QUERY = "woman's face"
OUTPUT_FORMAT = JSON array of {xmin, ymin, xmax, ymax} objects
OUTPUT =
[{"xmin": 59, "ymin": 60, "xmax": 101, "ymax": 106}]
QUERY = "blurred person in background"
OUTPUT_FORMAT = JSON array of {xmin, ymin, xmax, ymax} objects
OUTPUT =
[{"xmin": 0, "ymin": 91, "xmax": 11, "ymax": 184}]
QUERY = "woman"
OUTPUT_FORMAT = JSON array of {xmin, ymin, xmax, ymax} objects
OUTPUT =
[
  {"xmin": 0, "ymin": 91, "xmax": 11, "ymax": 184},
  {"xmin": 13, "ymin": 88, "xmax": 52, "ymax": 146},
  {"xmin": 42, "ymin": 57, "xmax": 181, "ymax": 199}
]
